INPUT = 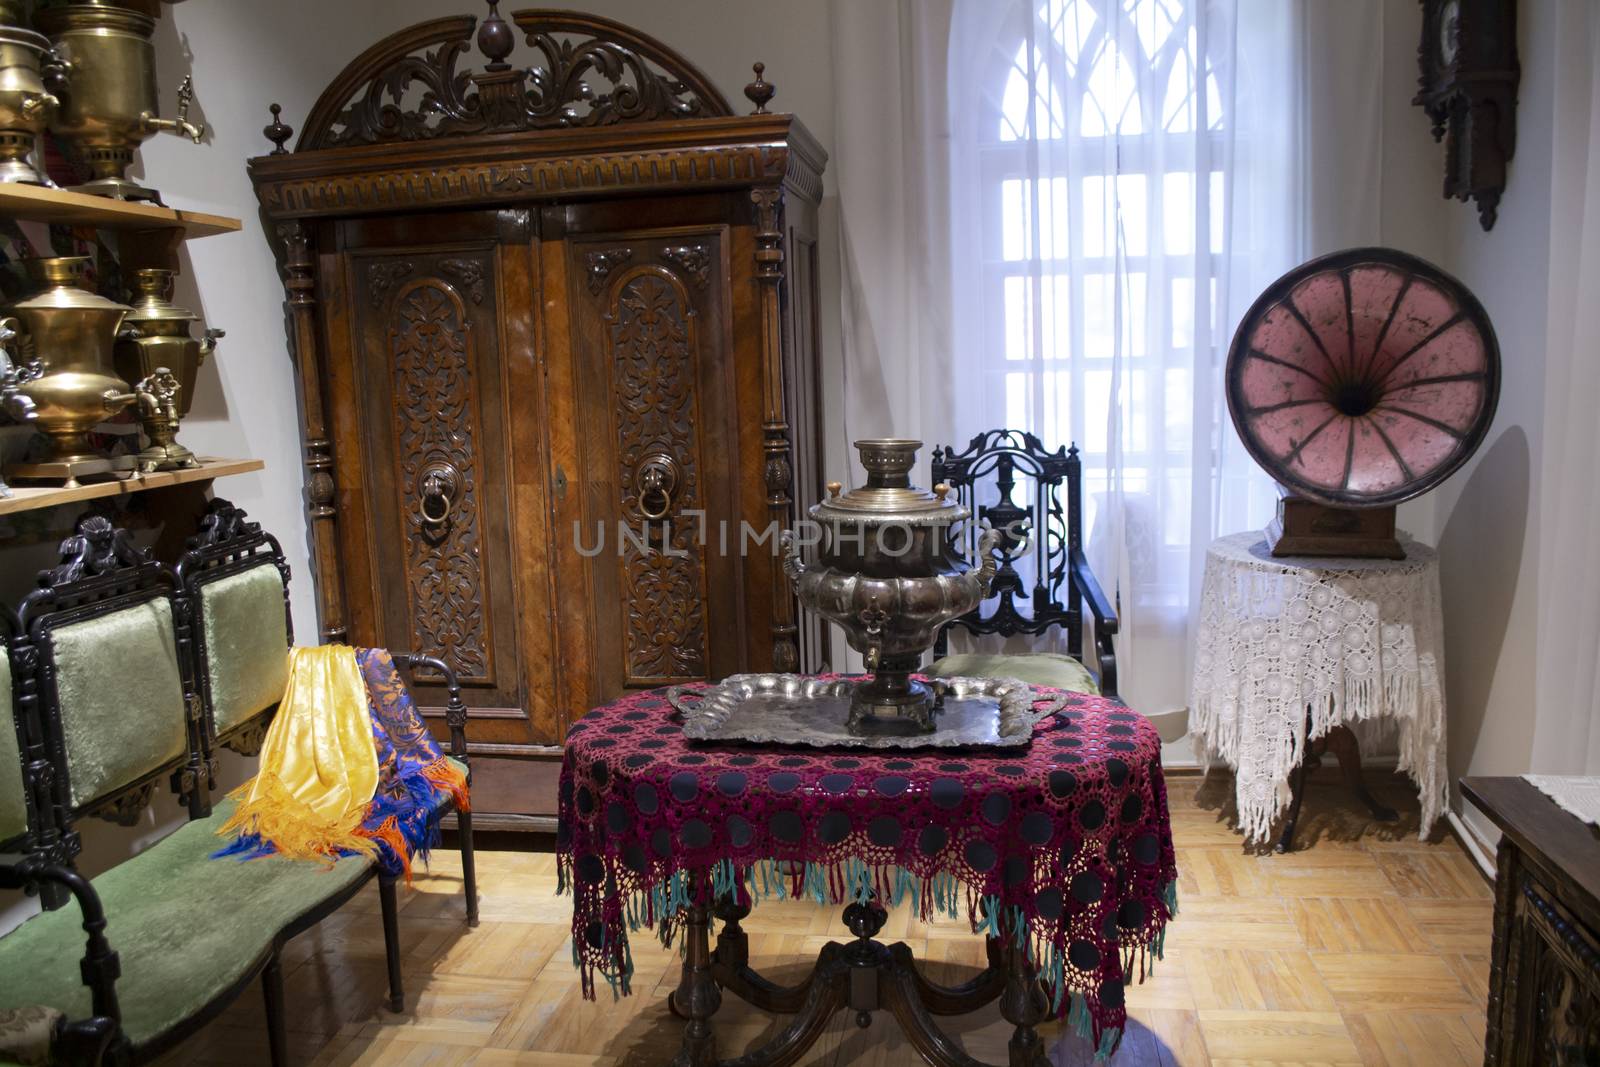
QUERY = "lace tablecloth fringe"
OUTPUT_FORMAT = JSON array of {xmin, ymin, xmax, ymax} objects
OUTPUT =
[{"xmin": 1193, "ymin": 667, "xmax": 1447, "ymax": 842}]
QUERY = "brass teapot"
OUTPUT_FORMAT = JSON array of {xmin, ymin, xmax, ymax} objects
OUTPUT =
[
  {"xmin": 115, "ymin": 268, "xmax": 218, "ymax": 416},
  {"xmin": 2, "ymin": 256, "xmax": 137, "ymax": 485},
  {"xmin": 115, "ymin": 267, "xmax": 218, "ymax": 470},
  {"xmin": 0, "ymin": 7, "xmax": 66, "ymax": 185},
  {"xmin": 37, "ymin": 1, "xmax": 204, "ymax": 201},
  {"xmin": 782, "ymin": 439, "xmax": 1000, "ymax": 731}
]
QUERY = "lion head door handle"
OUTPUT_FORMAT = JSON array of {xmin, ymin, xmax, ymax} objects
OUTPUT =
[
  {"xmin": 418, "ymin": 462, "xmax": 461, "ymax": 529},
  {"xmin": 636, "ymin": 452, "xmax": 679, "ymax": 521}
]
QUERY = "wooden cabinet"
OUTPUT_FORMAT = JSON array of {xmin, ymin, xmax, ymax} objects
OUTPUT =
[
  {"xmin": 250, "ymin": 10, "xmax": 826, "ymax": 829},
  {"xmin": 1463, "ymin": 778, "xmax": 1600, "ymax": 1066}
]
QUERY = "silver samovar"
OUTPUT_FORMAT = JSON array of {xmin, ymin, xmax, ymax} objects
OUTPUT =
[{"xmin": 782, "ymin": 438, "xmax": 1000, "ymax": 732}]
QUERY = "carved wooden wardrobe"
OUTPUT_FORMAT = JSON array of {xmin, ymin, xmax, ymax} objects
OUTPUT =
[{"xmin": 249, "ymin": 6, "xmax": 827, "ymax": 828}]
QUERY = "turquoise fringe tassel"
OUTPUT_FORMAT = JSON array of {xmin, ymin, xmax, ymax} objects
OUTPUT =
[{"xmin": 570, "ymin": 861, "xmax": 1181, "ymax": 1060}]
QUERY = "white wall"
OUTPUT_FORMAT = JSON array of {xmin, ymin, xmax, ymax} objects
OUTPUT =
[
  {"xmin": 1312, "ymin": 0, "xmax": 1566, "ymax": 851},
  {"xmin": 1427, "ymin": 0, "xmax": 1559, "ymax": 847}
]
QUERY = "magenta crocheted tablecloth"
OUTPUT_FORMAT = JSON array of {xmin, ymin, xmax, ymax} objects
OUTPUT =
[{"xmin": 557, "ymin": 679, "xmax": 1178, "ymax": 1055}]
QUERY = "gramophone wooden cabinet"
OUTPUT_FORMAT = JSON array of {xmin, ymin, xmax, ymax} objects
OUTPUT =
[{"xmin": 249, "ymin": 8, "xmax": 827, "ymax": 828}]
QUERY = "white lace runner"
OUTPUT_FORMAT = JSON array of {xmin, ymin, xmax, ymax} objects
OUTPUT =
[
  {"xmin": 1190, "ymin": 532, "xmax": 1448, "ymax": 843},
  {"xmin": 1523, "ymin": 776, "xmax": 1600, "ymax": 826}
]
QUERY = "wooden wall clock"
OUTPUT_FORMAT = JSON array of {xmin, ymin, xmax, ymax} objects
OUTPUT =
[{"xmin": 1413, "ymin": 0, "xmax": 1520, "ymax": 230}]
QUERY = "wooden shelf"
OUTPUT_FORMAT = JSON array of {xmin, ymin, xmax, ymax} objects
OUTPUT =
[
  {"xmin": 0, "ymin": 184, "xmax": 241, "ymax": 239},
  {"xmin": 0, "ymin": 457, "xmax": 264, "ymax": 516}
]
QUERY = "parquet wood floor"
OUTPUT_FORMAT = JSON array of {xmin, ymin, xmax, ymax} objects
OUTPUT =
[{"xmin": 153, "ymin": 769, "xmax": 1492, "ymax": 1066}]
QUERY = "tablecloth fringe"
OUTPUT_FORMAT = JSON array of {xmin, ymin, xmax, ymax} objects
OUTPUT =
[
  {"xmin": 1192, "ymin": 672, "xmax": 1447, "ymax": 843},
  {"xmin": 559, "ymin": 852, "xmax": 1177, "ymax": 1061}
]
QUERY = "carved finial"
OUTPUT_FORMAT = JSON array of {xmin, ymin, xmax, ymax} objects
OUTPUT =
[
  {"xmin": 744, "ymin": 62, "xmax": 775, "ymax": 114},
  {"xmin": 263, "ymin": 103, "xmax": 292, "ymax": 154},
  {"xmin": 478, "ymin": 0, "xmax": 515, "ymax": 72}
]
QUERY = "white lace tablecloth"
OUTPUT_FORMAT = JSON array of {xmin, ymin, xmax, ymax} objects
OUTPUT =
[{"xmin": 1190, "ymin": 532, "xmax": 1447, "ymax": 843}]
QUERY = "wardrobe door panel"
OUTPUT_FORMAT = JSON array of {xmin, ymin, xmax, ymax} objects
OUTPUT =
[
  {"xmin": 334, "ymin": 215, "xmax": 550, "ymax": 745},
  {"xmin": 561, "ymin": 225, "xmax": 746, "ymax": 704}
]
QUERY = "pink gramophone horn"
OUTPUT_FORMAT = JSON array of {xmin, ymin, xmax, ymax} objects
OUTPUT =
[{"xmin": 1226, "ymin": 247, "xmax": 1500, "ymax": 509}]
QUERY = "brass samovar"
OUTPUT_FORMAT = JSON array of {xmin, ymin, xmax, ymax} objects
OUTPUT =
[
  {"xmin": 37, "ymin": 0, "xmax": 203, "ymax": 201},
  {"xmin": 783, "ymin": 439, "xmax": 1000, "ymax": 731},
  {"xmin": 0, "ymin": 1, "xmax": 65, "ymax": 185},
  {"xmin": 2, "ymin": 256, "xmax": 137, "ymax": 485},
  {"xmin": 115, "ymin": 267, "xmax": 218, "ymax": 470}
]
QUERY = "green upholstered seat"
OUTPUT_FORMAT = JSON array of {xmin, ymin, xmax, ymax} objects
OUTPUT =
[
  {"xmin": 199, "ymin": 565, "xmax": 289, "ymax": 737},
  {"xmin": 49, "ymin": 600, "xmax": 187, "ymax": 809},
  {"xmin": 0, "ymin": 654, "xmax": 26, "ymax": 844},
  {"xmin": 925, "ymin": 651, "xmax": 1100, "ymax": 695},
  {"xmin": 0, "ymin": 800, "xmax": 370, "ymax": 1051}
]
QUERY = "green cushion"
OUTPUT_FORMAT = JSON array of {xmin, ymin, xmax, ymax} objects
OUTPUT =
[
  {"xmin": 0, "ymin": 800, "xmax": 370, "ymax": 1051},
  {"xmin": 199, "ymin": 565, "xmax": 289, "ymax": 737},
  {"xmin": 0, "ymin": 653, "xmax": 25, "ymax": 843},
  {"xmin": 925, "ymin": 651, "xmax": 1100, "ymax": 695},
  {"xmin": 50, "ymin": 600, "xmax": 187, "ymax": 809}
]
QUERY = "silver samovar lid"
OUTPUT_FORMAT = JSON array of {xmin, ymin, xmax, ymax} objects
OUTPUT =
[{"xmin": 810, "ymin": 438, "xmax": 969, "ymax": 526}]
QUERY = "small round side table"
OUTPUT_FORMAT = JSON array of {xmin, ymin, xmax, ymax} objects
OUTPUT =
[{"xmin": 1189, "ymin": 532, "xmax": 1448, "ymax": 850}]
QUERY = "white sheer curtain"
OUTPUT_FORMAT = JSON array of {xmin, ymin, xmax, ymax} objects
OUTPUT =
[
  {"xmin": 830, "ymin": 0, "xmax": 958, "ymax": 456},
  {"xmin": 945, "ymin": 0, "xmax": 1294, "ymax": 716},
  {"xmin": 1532, "ymin": 1, "xmax": 1600, "ymax": 775}
]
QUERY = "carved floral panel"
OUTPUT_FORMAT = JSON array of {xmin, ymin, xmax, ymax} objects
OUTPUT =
[
  {"xmin": 606, "ymin": 268, "xmax": 709, "ymax": 683},
  {"xmin": 386, "ymin": 273, "xmax": 492, "ymax": 685}
]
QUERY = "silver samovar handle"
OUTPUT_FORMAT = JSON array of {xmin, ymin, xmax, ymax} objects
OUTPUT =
[
  {"xmin": 780, "ymin": 528, "xmax": 806, "ymax": 587},
  {"xmin": 859, "ymin": 599, "xmax": 887, "ymax": 671},
  {"xmin": 963, "ymin": 523, "xmax": 1004, "ymax": 598},
  {"xmin": 664, "ymin": 685, "xmax": 705, "ymax": 719}
]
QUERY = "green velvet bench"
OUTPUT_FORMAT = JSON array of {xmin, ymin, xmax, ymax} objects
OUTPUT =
[{"xmin": 0, "ymin": 510, "xmax": 477, "ymax": 1066}]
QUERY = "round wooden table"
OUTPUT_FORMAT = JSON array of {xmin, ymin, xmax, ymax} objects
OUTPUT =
[{"xmin": 557, "ymin": 680, "xmax": 1178, "ymax": 1066}]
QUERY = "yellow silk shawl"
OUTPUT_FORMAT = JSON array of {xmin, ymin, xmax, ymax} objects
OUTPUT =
[{"xmin": 216, "ymin": 645, "xmax": 380, "ymax": 863}]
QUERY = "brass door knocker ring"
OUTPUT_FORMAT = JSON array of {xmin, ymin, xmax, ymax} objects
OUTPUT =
[
  {"xmin": 637, "ymin": 452, "xmax": 679, "ymax": 521},
  {"xmin": 418, "ymin": 462, "xmax": 460, "ymax": 529}
]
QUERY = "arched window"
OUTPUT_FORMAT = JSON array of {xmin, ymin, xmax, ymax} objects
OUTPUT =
[{"xmin": 966, "ymin": 0, "xmax": 1233, "ymax": 604}]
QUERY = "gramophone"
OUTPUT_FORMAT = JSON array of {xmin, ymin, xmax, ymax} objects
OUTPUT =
[{"xmin": 1225, "ymin": 247, "xmax": 1501, "ymax": 559}]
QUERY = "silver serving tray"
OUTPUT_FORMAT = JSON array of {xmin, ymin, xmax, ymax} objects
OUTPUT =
[{"xmin": 668, "ymin": 673, "xmax": 1068, "ymax": 750}]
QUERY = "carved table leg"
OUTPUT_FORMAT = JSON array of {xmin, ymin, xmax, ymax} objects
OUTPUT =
[
  {"xmin": 998, "ymin": 939, "xmax": 1049, "ymax": 1067},
  {"xmin": 714, "ymin": 891, "xmax": 751, "ymax": 961},
  {"xmin": 710, "ymin": 889, "xmax": 818, "ymax": 1014},
  {"xmin": 1326, "ymin": 724, "xmax": 1399, "ymax": 822},
  {"xmin": 841, "ymin": 899, "xmax": 888, "ymax": 1029},
  {"xmin": 1276, "ymin": 751, "xmax": 1314, "ymax": 853},
  {"xmin": 671, "ymin": 901, "xmax": 721, "ymax": 1067},
  {"xmin": 882, "ymin": 942, "xmax": 990, "ymax": 1067},
  {"xmin": 1277, "ymin": 709, "xmax": 1323, "ymax": 853},
  {"xmin": 1280, "ymin": 720, "xmax": 1400, "ymax": 851},
  {"xmin": 722, "ymin": 944, "xmax": 852, "ymax": 1067},
  {"xmin": 910, "ymin": 932, "xmax": 1006, "ymax": 1015},
  {"xmin": 681, "ymin": 893, "xmax": 1071, "ymax": 1066}
]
